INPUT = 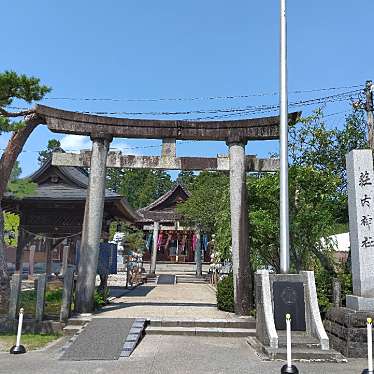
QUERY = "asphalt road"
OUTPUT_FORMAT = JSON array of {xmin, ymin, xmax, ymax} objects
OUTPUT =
[{"xmin": 0, "ymin": 334, "xmax": 368, "ymax": 374}]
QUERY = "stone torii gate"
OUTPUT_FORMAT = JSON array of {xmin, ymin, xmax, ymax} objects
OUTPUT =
[{"xmin": 34, "ymin": 104, "xmax": 299, "ymax": 315}]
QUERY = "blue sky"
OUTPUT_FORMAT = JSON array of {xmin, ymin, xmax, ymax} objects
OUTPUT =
[{"xmin": 1, "ymin": 0, "xmax": 373, "ymax": 177}]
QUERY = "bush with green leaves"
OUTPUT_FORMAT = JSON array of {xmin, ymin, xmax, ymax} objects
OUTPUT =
[
  {"xmin": 216, "ymin": 273, "xmax": 234, "ymax": 313},
  {"xmin": 94, "ymin": 288, "xmax": 109, "ymax": 309}
]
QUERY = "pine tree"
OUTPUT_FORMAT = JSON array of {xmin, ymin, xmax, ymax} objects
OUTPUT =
[
  {"xmin": 37, "ymin": 139, "xmax": 62, "ymax": 165},
  {"xmin": 0, "ymin": 71, "xmax": 50, "ymax": 313}
]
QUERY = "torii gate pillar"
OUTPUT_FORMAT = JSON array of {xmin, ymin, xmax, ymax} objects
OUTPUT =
[
  {"xmin": 75, "ymin": 136, "xmax": 112, "ymax": 313},
  {"xmin": 228, "ymin": 141, "xmax": 251, "ymax": 315}
]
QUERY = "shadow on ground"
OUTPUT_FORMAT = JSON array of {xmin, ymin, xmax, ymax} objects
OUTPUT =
[{"xmin": 109, "ymin": 286, "xmax": 155, "ymax": 298}]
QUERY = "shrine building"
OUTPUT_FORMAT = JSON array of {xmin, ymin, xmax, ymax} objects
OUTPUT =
[
  {"xmin": 2, "ymin": 156, "xmax": 140, "ymax": 275},
  {"xmin": 137, "ymin": 183, "xmax": 210, "ymax": 263}
]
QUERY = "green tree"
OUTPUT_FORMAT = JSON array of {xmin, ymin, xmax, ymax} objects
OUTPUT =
[
  {"xmin": 4, "ymin": 213, "xmax": 19, "ymax": 247},
  {"xmin": 0, "ymin": 71, "xmax": 50, "ymax": 313},
  {"xmin": 37, "ymin": 139, "xmax": 61, "ymax": 165},
  {"xmin": 176, "ymin": 170, "xmax": 195, "ymax": 190},
  {"xmin": 177, "ymin": 171, "xmax": 229, "ymax": 233},
  {"xmin": 290, "ymin": 109, "xmax": 367, "ymax": 192},
  {"xmin": 249, "ymin": 166, "xmax": 339, "ymax": 273},
  {"xmin": 106, "ymin": 169, "xmax": 173, "ymax": 209}
]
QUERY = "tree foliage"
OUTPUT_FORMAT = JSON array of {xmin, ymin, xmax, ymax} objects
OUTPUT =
[
  {"xmin": 176, "ymin": 170, "xmax": 196, "ymax": 190},
  {"xmin": 290, "ymin": 109, "xmax": 367, "ymax": 192},
  {"xmin": 106, "ymin": 169, "xmax": 173, "ymax": 209},
  {"xmin": 0, "ymin": 71, "xmax": 50, "ymax": 133},
  {"xmin": 249, "ymin": 166, "xmax": 339, "ymax": 273},
  {"xmin": 3, "ymin": 212, "xmax": 19, "ymax": 246},
  {"xmin": 6, "ymin": 161, "xmax": 36, "ymax": 199},
  {"xmin": 177, "ymin": 171, "xmax": 229, "ymax": 232},
  {"xmin": 37, "ymin": 139, "xmax": 62, "ymax": 165}
]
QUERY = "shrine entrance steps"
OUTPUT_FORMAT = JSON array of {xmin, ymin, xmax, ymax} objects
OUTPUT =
[
  {"xmin": 247, "ymin": 331, "xmax": 346, "ymax": 362},
  {"xmin": 145, "ymin": 317, "xmax": 256, "ymax": 338}
]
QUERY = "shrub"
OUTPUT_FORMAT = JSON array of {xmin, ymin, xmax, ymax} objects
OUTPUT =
[
  {"xmin": 94, "ymin": 288, "xmax": 109, "ymax": 309},
  {"xmin": 216, "ymin": 273, "xmax": 234, "ymax": 313}
]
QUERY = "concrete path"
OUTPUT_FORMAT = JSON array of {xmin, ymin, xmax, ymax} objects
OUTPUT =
[
  {"xmin": 96, "ymin": 282, "xmax": 237, "ymax": 319},
  {"xmin": 0, "ymin": 335, "xmax": 366, "ymax": 374}
]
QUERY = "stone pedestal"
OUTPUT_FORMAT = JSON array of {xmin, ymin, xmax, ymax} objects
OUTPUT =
[
  {"xmin": 255, "ymin": 270, "xmax": 329, "ymax": 351},
  {"xmin": 346, "ymin": 295, "xmax": 374, "ymax": 311},
  {"xmin": 324, "ymin": 307, "xmax": 374, "ymax": 357}
]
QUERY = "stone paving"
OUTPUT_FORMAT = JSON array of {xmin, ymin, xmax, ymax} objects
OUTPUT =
[
  {"xmin": 0, "ymin": 334, "xmax": 367, "ymax": 374},
  {"xmin": 96, "ymin": 281, "xmax": 236, "ymax": 320},
  {"xmin": 0, "ymin": 267, "xmax": 370, "ymax": 373}
]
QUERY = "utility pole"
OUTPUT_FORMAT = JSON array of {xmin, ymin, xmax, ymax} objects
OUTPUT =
[{"xmin": 365, "ymin": 80, "xmax": 374, "ymax": 149}]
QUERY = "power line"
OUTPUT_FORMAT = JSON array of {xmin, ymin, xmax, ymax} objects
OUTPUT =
[
  {"xmin": 39, "ymin": 84, "xmax": 362, "ymax": 103},
  {"xmin": 0, "ymin": 141, "xmax": 195, "ymax": 154},
  {"xmin": 8, "ymin": 89, "xmax": 360, "ymax": 118}
]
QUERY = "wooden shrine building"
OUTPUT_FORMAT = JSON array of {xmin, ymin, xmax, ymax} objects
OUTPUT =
[
  {"xmin": 2, "ymin": 157, "xmax": 140, "ymax": 274},
  {"xmin": 137, "ymin": 183, "xmax": 209, "ymax": 263}
]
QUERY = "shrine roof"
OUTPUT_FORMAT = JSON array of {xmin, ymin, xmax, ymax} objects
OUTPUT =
[
  {"xmin": 137, "ymin": 183, "xmax": 190, "ymax": 223},
  {"xmin": 3, "ymin": 157, "xmax": 140, "ymax": 222}
]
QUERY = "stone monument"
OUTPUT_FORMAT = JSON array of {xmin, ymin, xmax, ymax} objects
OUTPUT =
[
  {"xmin": 346, "ymin": 150, "xmax": 374, "ymax": 310},
  {"xmin": 324, "ymin": 149, "xmax": 374, "ymax": 357}
]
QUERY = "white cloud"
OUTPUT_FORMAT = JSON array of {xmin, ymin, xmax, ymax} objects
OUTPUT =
[
  {"xmin": 110, "ymin": 140, "xmax": 139, "ymax": 155},
  {"xmin": 60, "ymin": 135, "xmax": 139, "ymax": 155},
  {"xmin": 60, "ymin": 135, "xmax": 91, "ymax": 152}
]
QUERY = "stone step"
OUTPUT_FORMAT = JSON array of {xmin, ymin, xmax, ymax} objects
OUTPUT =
[
  {"xmin": 148, "ymin": 318, "xmax": 256, "ymax": 329},
  {"xmin": 66, "ymin": 317, "xmax": 92, "ymax": 326},
  {"xmin": 146, "ymin": 326, "xmax": 256, "ymax": 337},
  {"xmin": 264, "ymin": 346, "xmax": 347, "ymax": 362},
  {"xmin": 63, "ymin": 325, "xmax": 83, "ymax": 336},
  {"xmin": 277, "ymin": 332, "xmax": 320, "ymax": 348},
  {"xmin": 176, "ymin": 277, "xmax": 208, "ymax": 284},
  {"xmin": 246, "ymin": 337, "xmax": 347, "ymax": 363}
]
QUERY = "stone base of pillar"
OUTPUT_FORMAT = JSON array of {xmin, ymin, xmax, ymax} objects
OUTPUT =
[{"xmin": 346, "ymin": 295, "xmax": 374, "ymax": 311}]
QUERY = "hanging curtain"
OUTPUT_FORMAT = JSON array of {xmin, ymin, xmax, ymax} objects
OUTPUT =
[
  {"xmin": 165, "ymin": 232, "xmax": 172, "ymax": 251},
  {"xmin": 146, "ymin": 232, "xmax": 153, "ymax": 252},
  {"xmin": 203, "ymin": 234, "xmax": 209, "ymax": 252},
  {"xmin": 180, "ymin": 234, "xmax": 187, "ymax": 254},
  {"xmin": 192, "ymin": 233, "xmax": 197, "ymax": 252},
  {"xmin": 157, "ymin": 232, "xmax": 163, "ymax": 251}
]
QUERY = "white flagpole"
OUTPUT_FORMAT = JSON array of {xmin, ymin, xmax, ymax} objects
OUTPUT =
[
  {"xmin": 280, "ymin": 0, "xmax": 290, "ymax": 274},
  {"xmin": 368, "ymin": 318, "xmax": 373, "ymax": 373}
]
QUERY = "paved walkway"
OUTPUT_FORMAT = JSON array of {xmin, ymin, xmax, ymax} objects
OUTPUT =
[
  {"xmin": 96, "ymin": 282, "xmax": 237, "ymax": 319},
  {"xmin": 0, "ymin": 335, "xmax": 366, "ymax": 374}
]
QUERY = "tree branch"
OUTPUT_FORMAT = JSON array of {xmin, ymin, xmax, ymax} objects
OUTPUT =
[
  {"xmin": 0, "ymin": 107, "xmax": 34, "ymax": 118},
  {"xmin": 0, "ymin": 113, "xmax": 44, "ymax": 200}
]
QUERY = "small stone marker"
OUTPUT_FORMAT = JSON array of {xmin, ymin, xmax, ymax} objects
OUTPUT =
[
  {"xmin": 332, "ymin": 278, "xmax": 341, "ymax": 308},
  {"xmin": 29, "ymin": 245, "xmax": 36, "ymax": 276},
  {"xmin": 35, "ymin": 274, "xmax": 47, "ymax": 322},
  {"xmin": 60, "ymin": 267, "xmax": 74, "ymax": 322},
  {"xmin": 8, "ymin": 274, "xmax": 22, "ymax": 320},
  {"xmin": 346, "ymin": 150, "xmax": 374, "ymax": 310},
  {"xmin": 60, "ymin": 245, "xmax": 70, "ymax": 277}
]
